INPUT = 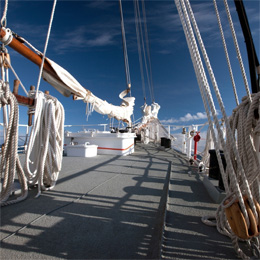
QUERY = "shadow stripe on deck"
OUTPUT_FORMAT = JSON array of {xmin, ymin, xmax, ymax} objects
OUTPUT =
[
  {"xmin": 1, "ymin": 143, "xmax": 172, "ymax": 259},
  {"xmin": 160, "ymin": 151, "xmax": 245, "ymax": 260}
]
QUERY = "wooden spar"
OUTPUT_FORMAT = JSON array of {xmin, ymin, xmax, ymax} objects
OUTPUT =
[
  {"xmin": 12, "ymin": 79, "xmax": 34, "ymax": 106},
  {"xmin": 12, "ymin": 80, "xmax": 35, "ymax": 126},
  {"xmin": 0, "ymin": 28, "xmax": 60, "ymax": 83}
]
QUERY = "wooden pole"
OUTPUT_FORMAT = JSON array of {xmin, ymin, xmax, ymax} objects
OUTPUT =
[
  {"xmin": 28, "ymin": 86, "xmax": 35, "ymax": 126},
  {"xmin": 0, "ymin": 28, "xmax": 59, "ymax": 82},
  {"xmin": 13, "ymin": 79, "xmax": 20, "ymax": 95},
  {"xmin": 12, "ymin": 80, "xmax": 34, "ymax": 106}
]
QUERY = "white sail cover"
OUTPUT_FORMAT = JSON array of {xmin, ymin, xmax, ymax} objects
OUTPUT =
[
  {"xmin": 42, "ymin": 58, "xmax": 135, "ymax": 124},
  {"xmin": 140, "ymin": 102, "xmax": 160, "ymax": 124},
  {"xmin": 136, "ymin": 103, "xmax": 177, "ymax": 144}
]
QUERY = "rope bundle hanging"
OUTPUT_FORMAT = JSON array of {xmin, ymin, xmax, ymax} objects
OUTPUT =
[
  {"xmin": 175, "ymin": 0, "xmax": 260, "ymax": 258},
  {"xmin": 0, "ymin": 80, "xmax": 28, "ymax": 206},
  {"xmin": 24, "ymin": 90, "xmax": 64, "ymax": 197},
  {"xmin": 228, "ymin": 92, "xmax": 260, "ymax": 199},
  {"xmin": 23, "ymin": 0, "xmax": 64, "ymax": 197},
  {"xmin": 0, "ymin": 0, "xmax": 65, "ymax": 203},
  {"xmin": 0, "ymin": 24, "xmax": 28, "ymax": 206}
]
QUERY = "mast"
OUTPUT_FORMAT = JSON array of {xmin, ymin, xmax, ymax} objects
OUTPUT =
[{"xmin": 234, "ymin": 0, "xmax": 260, "ymax": 93}]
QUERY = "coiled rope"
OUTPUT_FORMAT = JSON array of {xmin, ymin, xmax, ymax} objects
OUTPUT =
[
  {"xmin": 1, "ymin": 0, "xmax": 64, "ymax": 204},
  {"xmin": 0, "ymin": 80, "xmax": 28, "ymax": 206},
  {"xmin": 24, "ymin": 90, "xmax": 64, "ymax": 197},
  {"xmin": 19, "ymin": 0, "xmax": 62, "ymax": 197}
]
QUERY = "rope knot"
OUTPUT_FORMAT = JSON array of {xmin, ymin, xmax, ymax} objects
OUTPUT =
[{"xmin": 0, "ymin": 80, "xmax": 10, "ymax": 105}]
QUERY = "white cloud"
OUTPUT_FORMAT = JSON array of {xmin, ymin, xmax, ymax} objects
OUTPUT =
[
  {"xmin": 180, "ymin": 112, "xmax": 208, "ymax": 122},
  {"xmin": 161, "ymin": 118, "xmax": 179, "ymax": 124},
  {"xmin": 161, "ymin": 110, "xmax": 221, "ymax": 124},
  {"xmin": 161, "ymin": 112, "xmax": 208, "ymax": 124},
  {"xmin": 86, "ymin": 33, "xmax": 115, "ymax": 47},
  {"xmin": 53, "ymin": 26, "xmax": 119, "ymax": 54}
]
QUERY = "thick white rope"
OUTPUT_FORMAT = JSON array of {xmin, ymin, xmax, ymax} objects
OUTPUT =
[
  {"xmin": 175, "ymin": 0, "xmax": 259, "ymax": 258},
  {"xmin": 184, "ymin": 0, "xmax": 258, "ymax": 223},
  {"xmin": 223, "ymin": 0, "xmax": 251, "ymax": 100},
  {"xmin": 213, "ymin": 0, "xmax": 239, "ymax": 106},
  {"xmin": 0, "ymin": 80, "xmax": 28, "ymax": 206},
  {"xmin": 177, "ymin": 0, "xmax": 232, "ymax": 195},
  {"xmin": 21, "ymin": 0, "xmax": 61, "ymax": 197},
  {"xmin": 175, "ymin": 0, "xmax": 228, "ymax": 190},
  {"xmin": 24, "ymin": 90, "xmax": 64, "ymax": 197},
  {"xmin": 229, "ymin": 93, "xmax": 260, "ymax": 192},
  {"xmin": 196, "ymin": 0, "xmax": 259, "ymax": 255},
  {"xmin": 175, "ymin": 1, "xmax": 221, "ymax": 175}
]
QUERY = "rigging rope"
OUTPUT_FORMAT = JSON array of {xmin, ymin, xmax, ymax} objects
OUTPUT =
[
  {"xmin": 184, "ymin": 0, "xmax": 254, "ymax": 206},
  {"xmin": 35, "ymin": 0, "xmax": 57, "ymax": 95},
  {"xmin": 119, "ymin": 0, "xmax": 135, "ymax": 125},
  {"xmin": 175, "ymin": 0, "xmax": 259, "ymax": 258},
  {"xmin": 134, "ymin": 0, "xmax": 146, "ymax": 102},
  {"xmin": 134, "ymin": 0, "xmax": 155, "ymax": 104},
  {"xmin": 141, "ymin": 0, "xmax": 155, "ymax": 103},
  {"xmin": 3, "ymin": 55, "xmax": 28, "ymax": 96},
  {"xmin": 119, "ymin": 0, "xmax": 131, "ymax": 92},
  {"xmin": 223, "ymin": 0, "xmax": 251, "ymax": 100},
  {"xmin": 213, "ymin": 0, "xmax": 239, "ymax": 106}
]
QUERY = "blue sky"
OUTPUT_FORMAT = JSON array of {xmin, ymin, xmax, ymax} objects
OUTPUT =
[{"xmin": 0, "ymin": 0, "xmax": 259, "ymax": 135}]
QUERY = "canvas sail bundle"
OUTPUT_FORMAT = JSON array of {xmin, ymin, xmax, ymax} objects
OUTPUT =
[
  {"xmin": 0, "ymin": 27, "xmax": 135, "ymax": 124},
  {"xmin": 42, "ymin": 57, "xmax": 135, "ymax": 123}
]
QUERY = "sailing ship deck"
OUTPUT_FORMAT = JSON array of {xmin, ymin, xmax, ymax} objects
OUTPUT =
[{"xmin": 1, "ymin": 143, "xmax": 244, "ymax": 259}]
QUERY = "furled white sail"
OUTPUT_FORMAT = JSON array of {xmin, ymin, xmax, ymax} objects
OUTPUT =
[
  {"xmin": 42, "ymin": 58, "xmax": 135, "ymax": 124},
  {"xmin": 140, "ymin": 102, "xmax": 160, "ymax": 124}
]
